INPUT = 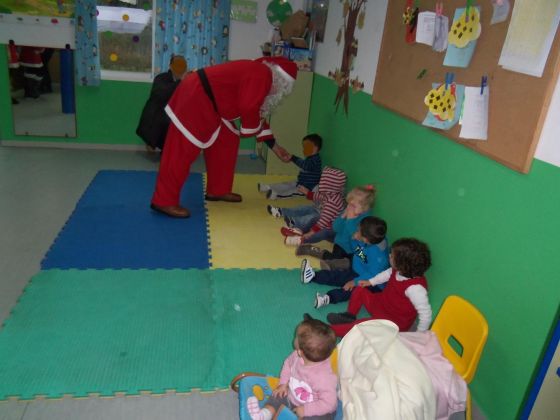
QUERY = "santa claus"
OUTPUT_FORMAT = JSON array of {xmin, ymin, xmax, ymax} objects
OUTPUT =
[{"xmin": 150, "ymin": 56, "xmax": 299, "ymax": 218}]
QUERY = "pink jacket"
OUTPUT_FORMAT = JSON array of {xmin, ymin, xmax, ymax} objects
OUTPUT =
[{"xmin": 279, "ymin": 351, "xmax": 338, "ymax": 417}]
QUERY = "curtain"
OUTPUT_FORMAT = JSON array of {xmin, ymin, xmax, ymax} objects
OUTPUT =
[
  {"xmin": 75, "ymin": 0, "xmax": 101, "ymax": 86},
  {"xmin": 153, "ymin": 0, "xmax": 231, "ymax": 75}
]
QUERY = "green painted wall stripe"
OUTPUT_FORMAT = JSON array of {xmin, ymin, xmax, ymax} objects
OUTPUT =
[{"xmin": 308, "ymin": 75, "xmax": 560, "ymax": 420}]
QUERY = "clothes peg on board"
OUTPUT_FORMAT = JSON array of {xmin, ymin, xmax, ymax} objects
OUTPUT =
[
  {"xmin": 466, "ymin": 0, "xmax": 472, "ymax": 22},
  {"xmin": 480, "ymin": 75, "xmax": 488, "ymax": 94},
  {"xmin": 435, "ymin": 2, "xmax": 443, "ymax": 16}
]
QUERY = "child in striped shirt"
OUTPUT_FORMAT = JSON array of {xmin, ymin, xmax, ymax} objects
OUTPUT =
[
  {"xmin": 267, "ymin": 167, "xmax": 347, "ymax": 246},
  {"xmin": 258, "ymin": 134, "xmax": 323, "ymax": 200}
]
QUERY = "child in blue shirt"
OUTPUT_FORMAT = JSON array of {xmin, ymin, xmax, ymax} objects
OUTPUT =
[
  {"xmin": 296, "ymin": 185, "xmax": 376, "ymax": 266},
  {"xmin": 258, "ymin": 134, "xmax": 322, "ymax": 200},
  {"xmin": 300, "ymin": 216, "xmax": 390, "ymax": 308}
]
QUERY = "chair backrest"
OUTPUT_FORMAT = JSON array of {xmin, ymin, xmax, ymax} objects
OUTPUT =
[{"xmin": 431, "ymin": 295, "xmax": 489, "ymax": 384}]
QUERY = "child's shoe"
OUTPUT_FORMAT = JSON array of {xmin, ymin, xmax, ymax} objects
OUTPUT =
[
  {"xmin": 280, "ymin": 226, "xmax": 303, "ymax": 237},
  {"xmin": 320, "ymin": 258, "xmax": 351, "ymax": 271},
  {"xmin": 314, "ymin": 293, "xmax": 330, "ymax": 309},
  {"xmin": 266, "ymin": 189, "xmax": 278, "ymax": 199},
  {"xmin": 246, "ymin": 396, "xmax": 272, "ymax": 420},
  {"xmin": 327, "ymin": 311, "xmax": 356, "ymax": 325},
  {"xmin": 296, "ymin": 244, "xmax": 326, "ymax": 259},
  {"xmin": 285, "ymin": 235, "xmax": 302, "ymax": 246},
  {"xmin": 258, "ymin": 183, "xmax": 270, "ymax": 193},
  {"xmin": 300, "ymin": 258, "xmax": 315, "ymax": 283},
  {"xmin": 267, "ymin": 205, "xmax": 282, "ymax": 218}
]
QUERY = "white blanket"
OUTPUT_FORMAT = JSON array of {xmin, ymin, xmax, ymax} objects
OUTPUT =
[{"xmin": 338, "ymin": 320, "xmax": 437, "ymax": 420}]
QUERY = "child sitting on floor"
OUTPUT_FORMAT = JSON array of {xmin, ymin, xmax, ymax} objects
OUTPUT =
[
  {"xmin": 327, "ymin": 237, "xmax": 433, "ymax": 337},
  {"xmin": 258, "ymin": 133, "xmax": 322, "ymax": 200},
  {"xmin": 296, "ymin": 185, "xmax": 376, "ymax": 269},
  {"xmin": 300, "ymin": 216, "xmax": 390, "ymax": 309},
  {"xmin": 246, "ymin": 318, "xmax": 338, "ymax": 420},
  {"xmin": 267, "ymin": 167, "xmax": 346, "ymax": 246}
]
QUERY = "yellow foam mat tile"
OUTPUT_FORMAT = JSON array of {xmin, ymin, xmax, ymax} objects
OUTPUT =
[{"xmin": 206, "ymin": 174, "xmax": 330, "ymax": 269}]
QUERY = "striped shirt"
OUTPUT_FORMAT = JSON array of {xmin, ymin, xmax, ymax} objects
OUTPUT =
[
  {"xmin": 306, "ymin": 167, "xmax": 346, "ymax": 232},
  {"xmin": 291, "ymin": 153, "xmax": 322, "ymax": 191}
]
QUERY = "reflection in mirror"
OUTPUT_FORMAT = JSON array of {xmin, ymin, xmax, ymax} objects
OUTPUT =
[{"xmin": 7, "ymin": 44, "xmax": 77, "ymax": 138}]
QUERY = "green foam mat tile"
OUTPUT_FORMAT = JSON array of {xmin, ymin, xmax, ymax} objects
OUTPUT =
[{"xmin": 0, "ymin": 269, "xmax": 340, "ymax": 400}]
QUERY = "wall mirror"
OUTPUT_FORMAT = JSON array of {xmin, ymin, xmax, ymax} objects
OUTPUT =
[{"xmin": 7, "ymin": 45, "xmax": 77, "ymax": 138}]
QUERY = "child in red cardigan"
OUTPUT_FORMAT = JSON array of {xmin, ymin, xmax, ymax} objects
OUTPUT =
[{"xmin": 327, "ymin": 238, "xmax": 432, "ymax": 337}]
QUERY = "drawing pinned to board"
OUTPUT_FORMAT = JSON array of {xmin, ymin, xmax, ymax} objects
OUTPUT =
[
  {"xmin": 459, "ymin": 81, "xmax": 489, "ymax": 140},
  {"xmin": 433, "ymin": 2, "xmax": 448, "ymax": 52},
  {"xmin": 329, "ymin": 0, "xmax": 367, "ymax": 115},
  {"xmin": 443, "ymin": 6, "xmax": 481, "ymax": 68},
  {"xmin": 491, "ymin": 0, "xmax": 510, "ymax": 25},
  {"xmin": 403, "ymin": 0, "xmax": 419, "ymax": 44},
  {"xmin": 422, "ymin": 74, "xmax": 465, "ymax": 130}
]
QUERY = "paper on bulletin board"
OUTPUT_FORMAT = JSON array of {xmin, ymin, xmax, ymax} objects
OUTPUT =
[
  {"xmin": 443, "ymin": 7, "xmax": 481, "ymax": 68},
  {"xmin": 499, "ymin": 0, "xmax": 560, "ymax": 77},
  {"xmin": 230, "ymin": 0, "xmax": 258, "ymax": 23},
  {"xmin": 459, "ymin": 86, "xmax": 489, "ymax": 140},
  {"xmin": 491, "ymin": 0, "xmax": 511, "ymax": 25},
  {"xmin": 422, "ymin": 83, "xmax": 465, "ymax": 130},
  {"xmin": 416, "ymin": 11, "xmax": 436, "ymax": 45}
]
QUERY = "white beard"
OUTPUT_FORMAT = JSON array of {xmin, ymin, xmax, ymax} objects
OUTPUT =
[{"xmin": 260, "ymin": 64, "xmax": 294, "ymax": 119}]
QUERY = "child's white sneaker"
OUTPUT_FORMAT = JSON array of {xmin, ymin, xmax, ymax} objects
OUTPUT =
[
  {"xmin": 285, "ymin": 235, "xmax": 302, "ymax": 246},
  {"xmin": 301, "ymin": 258, "xmax": 315, "ymax": 283},
  {"xmin": 258, "ymin": 183, "xmax": 270, "ymax": 192},
  {"xmin": 314, "ymin": 293, "xmax": 330, "ymax": 309},
  {"xmin": 267, "ymin": 205, "xmax": 282, "ymax": 218}
]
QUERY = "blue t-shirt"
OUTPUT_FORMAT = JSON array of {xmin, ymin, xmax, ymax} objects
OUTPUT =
[
  {"xmin": 351, "ymin": 237, "xmax": 390, "ymax": 285},
  {"xmin": 332, "ymin": 211, "xmax": 370, "ymax": 253}
]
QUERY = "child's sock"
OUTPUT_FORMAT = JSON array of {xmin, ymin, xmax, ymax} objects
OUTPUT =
[{"xmin": 247, "ymin": 397, "xmax": 273, "ymax": 420}]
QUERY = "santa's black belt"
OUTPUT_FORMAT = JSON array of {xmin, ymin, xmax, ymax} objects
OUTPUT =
[{"xmin": 197, "ymin": 69, "xmax": 218, "ymax": 113}]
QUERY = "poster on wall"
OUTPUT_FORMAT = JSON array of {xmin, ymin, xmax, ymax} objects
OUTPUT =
[{"xmin": 0, "ymin": 0, "xmax": 75, "ymax": 17}]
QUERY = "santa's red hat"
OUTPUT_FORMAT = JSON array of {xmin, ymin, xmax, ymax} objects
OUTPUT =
[{"xmin": 255, "ymin": 56, "xmax": 298, "ymax": 82}]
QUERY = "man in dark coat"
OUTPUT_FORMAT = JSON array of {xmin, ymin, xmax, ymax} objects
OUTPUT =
[{"xmin": 136, "ymin": 55, "xmax": 188, "ymax": 150}]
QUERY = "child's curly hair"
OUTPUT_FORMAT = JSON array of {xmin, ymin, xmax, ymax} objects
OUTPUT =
[
  {"xmin": 391, "ymin": 238, "xmax": 432, "ymax": 278},
  {"xmin": 296, "ymin": 319, "xmax": 337, "ymax": 362},
  {"xmin": 347, "ymin": 185, "xmax": 376, "ymax": 211},
  {"xmin": 360, "ymin": 216, "xmax": 387, "ymax": 245}
]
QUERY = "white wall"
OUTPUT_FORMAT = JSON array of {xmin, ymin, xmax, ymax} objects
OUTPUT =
[{"xmin": 229, "ymin": 0, "xmax": 305, "ymax": 60}]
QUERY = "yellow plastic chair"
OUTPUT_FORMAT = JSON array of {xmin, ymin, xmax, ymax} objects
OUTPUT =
[{"xmin": 431, "ymin": 295, "xmax": 489, "ymax": 420}]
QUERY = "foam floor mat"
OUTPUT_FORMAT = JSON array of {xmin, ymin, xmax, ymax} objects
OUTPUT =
[
  {"xmin": 41, "ymin": 171, "xmax": 210, "ymax": 270},
  {"xmin": 0, "ymin": 269, "xmax": 339, "ymax": 400},
  {"xmin": 206, "ymin": 174, "xmax": 331, "ymax": 269}
]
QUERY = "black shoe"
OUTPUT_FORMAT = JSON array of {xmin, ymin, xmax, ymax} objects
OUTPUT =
[
  {"xmin": 327, "ymin": 312, "xmax": 356, "ymax": 325},
  {"xmin": 11, "ymin": 97, "xmax": 19, "ymax": 105},
  {"xmin": 303, "ymin": 313, "xmax": 315, "ymax": 321}
]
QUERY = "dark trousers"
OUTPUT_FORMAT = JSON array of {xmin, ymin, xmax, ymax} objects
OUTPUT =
[
  {"xmin": 312, "ymin": 268, "xmax": 383, "ymax": 304},
  {"xmin": 322, "ymin": 243, "xmax": 352, "ymax": 261}
]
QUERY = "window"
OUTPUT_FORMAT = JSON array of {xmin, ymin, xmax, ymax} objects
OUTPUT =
[{"xmin": 96, "ymin": 0, "xmax": 153, "ymax": 80}]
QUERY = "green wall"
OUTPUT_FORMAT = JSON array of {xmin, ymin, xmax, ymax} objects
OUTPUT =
[
  {"xmin": 0, "ymin": 44, "xmax": 255, "ymax": 150},
  {"xmin": 309, "ymin": 75, "xmax": 560, "ymax": 419}
]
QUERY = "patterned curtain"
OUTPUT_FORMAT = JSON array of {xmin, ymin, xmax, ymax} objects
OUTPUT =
[
  {"xmin": 75, "ymin": 0, "xmax": 101, "ymax": 86},
  {"xmin": 153, "ymin": 0, "xmax": 231, "ymax": 75}
]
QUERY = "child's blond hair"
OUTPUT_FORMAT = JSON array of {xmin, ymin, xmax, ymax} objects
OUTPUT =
[{"xmin": 346, "ymin": 185, "xmax": 376, "ymax": 211}]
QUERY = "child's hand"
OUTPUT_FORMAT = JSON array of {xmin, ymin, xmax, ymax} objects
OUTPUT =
[
  {"xmin": 358, "ymin": 280, "xmax": 371, "ymax": 288},
  {"xmin": 294, "ymin": 406, "xmax": 305, "ymax": 418},
  {"xmin": 343, "ymin": 280, "xmax": 355, "ymax": 291},
  {"xmin": 297, "ymin": 185, "xmax": 310, "ymax": 194},
  {"xmin": 272, "ymin": 383, "xmax": 288, "ymax": 398}
]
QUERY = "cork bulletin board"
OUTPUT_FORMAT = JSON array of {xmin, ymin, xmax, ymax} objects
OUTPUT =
[{"xmin": 372, "ymin": 0, "xmax": 560, "ymax": 173}]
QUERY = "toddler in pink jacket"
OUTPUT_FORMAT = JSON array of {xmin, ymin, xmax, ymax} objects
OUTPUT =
[{"xmin": 246, "ymin": 319, "xmax": 338, "ymax": 419}]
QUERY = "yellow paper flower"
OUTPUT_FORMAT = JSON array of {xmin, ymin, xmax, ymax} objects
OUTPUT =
[
  {"xmin": 424, "ymin": 84, "xmax": 456, "ymax": 121},
  {"xmin": 448, "ymin": 7, "xmax": 481, "ymax": 48}
]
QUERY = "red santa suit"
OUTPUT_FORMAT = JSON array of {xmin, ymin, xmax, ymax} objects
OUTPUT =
[{"xmin": 152, "ymin": 57, "xmax": 298, "ymax": 208}]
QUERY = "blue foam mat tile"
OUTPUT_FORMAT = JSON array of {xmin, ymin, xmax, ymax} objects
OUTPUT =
[{"xmin": 41, "ymin": 171, "xmax": 210, "ymax": 269}]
